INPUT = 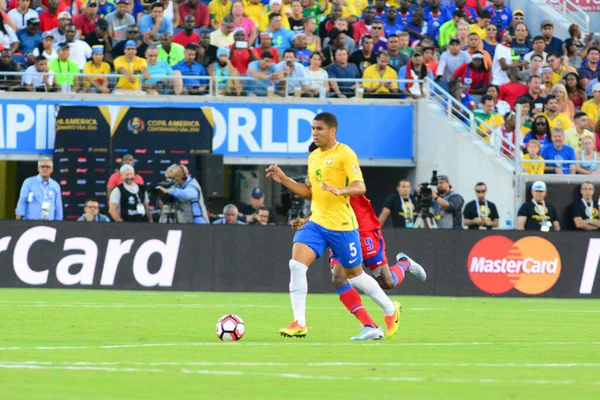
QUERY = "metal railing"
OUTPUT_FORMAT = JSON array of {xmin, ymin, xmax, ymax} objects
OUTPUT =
[{"xmin": 545, "ymin": 0, "xmax": 591, "ymax": 33}]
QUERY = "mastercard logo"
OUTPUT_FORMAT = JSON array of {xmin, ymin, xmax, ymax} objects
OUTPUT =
[{"xmin": 467, "ymin": 236, "xmax": 561, "ymax": 295}]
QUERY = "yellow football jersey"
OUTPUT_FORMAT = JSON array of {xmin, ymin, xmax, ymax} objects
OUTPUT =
[{"xmin": 308, "ymin": 142, "xmax": 363, "ymax": 231}]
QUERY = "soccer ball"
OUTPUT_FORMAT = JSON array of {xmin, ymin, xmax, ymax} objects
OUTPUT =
[{"xmin": 216, "ymin": 314, "xmax": 245, "ymax": 341}]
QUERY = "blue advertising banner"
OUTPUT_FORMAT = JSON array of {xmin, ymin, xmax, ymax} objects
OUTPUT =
[{"xmin": 0, "ymin": 98, "xmax": 413, "ymax": 160}]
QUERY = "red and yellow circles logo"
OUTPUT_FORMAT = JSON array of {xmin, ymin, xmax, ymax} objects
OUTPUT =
[{"xmin": 467, "ymin": 236, "xmax": 561, "ymax": 295}]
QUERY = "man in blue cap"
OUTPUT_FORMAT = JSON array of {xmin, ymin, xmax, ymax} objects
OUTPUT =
[{"xmin": 238, "ymin": 186, "xmax": 277, "ymax": 224}]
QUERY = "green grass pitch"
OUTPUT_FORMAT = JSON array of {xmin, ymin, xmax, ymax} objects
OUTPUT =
[{"xmin": 0, "ymin": 289, "xmax": 599, "ymax": 399}]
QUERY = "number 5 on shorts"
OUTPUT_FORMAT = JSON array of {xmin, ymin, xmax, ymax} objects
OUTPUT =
[{"xmin": 349, "ymin": 242, "xmax": 357, "ymax": 257}]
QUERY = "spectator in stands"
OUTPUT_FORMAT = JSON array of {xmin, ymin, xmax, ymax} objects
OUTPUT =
[
  {"xmin": 195, "ymin": 29, "xmax": 217, "ymax": 67},
  {"xmin": 244, "ymin": 0, "xmax": 265, "ymax": 27},
  {"xmin": 498, "ymin": 67, "xmax": 528, "ymax": 108},
  {"xmin": 500, "ymin": 111, "xmax": 519, "ymax": 157},
  {"xmin": 107, "ymin": 154, "xmax": 144, "ymax": 199},
  {"xmin": 210, "ymin": 14, "xmax": 235, "ymax": 48},
  {"xmin": 450, "ymin": 0, "xmax": 477, "ymax": 22},
  {"xmin": 523, "ymin": 36, "xmax": 547, "ymax": 64},
  {"xmin": 39, "ymin": 0, "xmax": 61, "ymax": 32},
  {"xmin": 350, "ymin": 34, "xmax": 376, "ymax": 75},
  {"xmin": 438, "ymin": 10, "xmax": 466, "ymax": 50},
  {"xmin": 436, "ymin": 38, "xmax": 471, "ymax": 90},
  {"xmin": 576, "ymin": 136, "xmax": 599, "ymax": 175},
  {"xmin": 238, "ymin": 187, "xmax": 277, "ymax": 224},
  {"xmin": 383, "ymin": 6, "xmax": 402, "ymax": 39},
  {"xmin": 564, "ymin": 38, "xmax": 582, "ymax": 69},
  {"xmin": 31, "ymin": 31, "xmax": 56, "ymax": 62},
  {"xmin": 305, "ymin": 51, "xmax": 328, "ymax": 97},
  {"xmin": 398, "ymin": 50, "xmax": 430, "ymax": 99},
  {"xmin": 542, "ymin": 95, "xmax": 573, "ymax": 131},
  {"xmin": 582, "ymin": 83, "xmax": 600, "ymax": 129},
  {"xmin": 541, "ymin": 127, "xmax": 576, "ymax": 174},
  {"xmin": 518, "ymin": 75, "xmax": 544, "ymax": 114},
  {"xmin": 16, "ymin": 17, "xmax": 42, "ymax": 57},
  {"xmin": 73, "ymin": 0, "xmax": 99, "ymax": 37},
  {"xmin": 143, "ymin": 45, "xmax": 183, "ymax": 95},
  {"xmin": 547, "ymin": 52, "xmax": 576, "ymax": 86},
  {"xmin": 179, "ymin": 0, "xmax": 209, "ymax": 29},
  {"xmin": 267, "ymin": 13, "xmax": 294, "ymax": 54},
  {"xmin": 212, "ymin": 204, "xmax": 246, "ymax": 225},
  {"xmin": 397, "ymin": 32, "xmax": 413, "ymax": 58},
  {"xmin": 520, "ymin": 54, "xmax": 543, "ymax": 83},
  {"xmin": 105, "ymin": 0, "xmax": 135, "ymax": 45},
  {"xmin": 469, "ymin": 9, "xmax": 490, "ymax": 40},
  {"xmin": 173, "ymin": 15, "xmax": 198, "ymax": 47},
  {"xmin": 49, "ymin": 11, "xmax": 72, "ymax": 46},
  {"xmin": 325, "ymin": 17, "xmax": 357, "ymax": 55},
  {"xmin": 113, "ymin": 40, "xmax": 149, "ymax": 94},
  {"xmin": 378, "ymin": 178, "xmax": 416, "ymax": 228},
  {"xmin": 287, "ymin": 0, "xmax": 304, "ymax": 34},
  {"xmin": 158, "ymin": 31, "xmax": 184, "ymax": 66},
  {"xmin": 84, "ymin": 19, "xmax": 111, "ymax": 58},
  {"xmin": 510, "ymin": 22, "xmax": 530, "ymax": 61},
  {"xmin": 422, "ymin": 0, "xmax": 450, "ymax": 44},
  {"xmin": 565, "ymin": 112, "xmax": 593, "ymax": 153},
  {"xmin": 491, "ymin": 30, "xmax": 517, "ymax": 86},
  {"xmin": 248, "ymin": 206, "xmax": 271, "ymax": 225},
  {"xmin": 209, "ymin": 0, "xmax": 232, "ymax": 30},
  {"xmin": 111, "ymin": 25, "xmax": 147, "ymax": 58},
  {"xmin": 260, "ymin": 0, "xmax": 290, "ymax": 33},
  {"xmin": 321, "ymin": 27, "xmax": 345, "ymax": 68},
  {"xmin": 109, "ymin": 164, "xmax": 152, "ymax": 223},
  {"xmin": 0, "ymin": 16, "xmax": 18, "ymax": 54},
  {"xmin": 515, "ymin": 96, "xmax": 533, "ymax": 129},
  {"xmin": 540, "ymin": 20, "xmax": 562, "ymax": 54},
  {"xmin": 474, "ymin": 94, "xmax": 504, "ymax": 142},
  {"xmin": 430, "ymin": 174, "xmax": 464, "ymax": 229},
  {"xmin": 448, "ymin": 80, "xmax": 476, "ymax": 117},
  {"xmin": 523, "ymin": 115, "xmax": 551, "ymax": 148},
  {"xmin": 159, "ymin": 0, "xmax": 180, "ymax": 29},
  {"xmin": 328, "ymin": 47, "xmax": 360, "ymax": 98},
  {"xmin": 372, "ymin": 0, "xmax": 387, "ymax": 23},
  {"xmin": 130, "ymin": 0, "xmax": 146, "ymax": 22},
  {"xmin": 481, "ymin": 23, "xmax": 497, "ymax": 59},
  {"xmin": 81, "ymin": 45, "xmax": 109, "ymax": 93},
  {"xmin": 78, "ymin": 198, "xmax": 110, "ymax": 222},
  {"xmin": 466, "ymin": 33, "xmax": 492, "ymax": 71},
  {"xmin": 369, "ymin": 20, "xmax": 387, "ymax": 54},
  {"xmin": 48, "ymin": 42, "xmax": 79, "ymax": 92},
  {"xmin": 571, "ymin": 182, "xmax": 600, "ymax": 230},
  {"xmin": 385, "ymin": 34, "xmax": 408, "ymax": 72},
  {"xmin": 404, "ymin": 7, "xmax": 426, "ymax": 44},
  {"xmin": 97, "ymin": 0, "xmax": 116, "ymax": 18},
  {"xmin": 140, "ymin": 1, "xmax": 173, "ymax": 45},
  {"xmin": 541, "ymin": 68, "xmax": 554, "ymax": 95},
  {"xmin": 303, "ymin": 16, "xmax": 320, "ymax": 52},
  {"xmin": 253, "ymin": 32, "xmax": 281, "ymax": 62},
  {"xmin": 275, "ymin": 48, "xmax": 309, "ymax": 96},
  {"xmin": 8, "ymin": 0, "xmax": 38, "ymax": 31},
  {"xmin": 452, "ymin": 51, "xmax": 489, "ymax": 97},
  {"xmin": 517, "ymin": 180, "xmax": 559, "ymax": 231},
  {"xmin": 485, "ymin": 0, "xmax": 512, "ymax": 32},
  {"xmin": 16, "ymin": 157, "xmax": 63, "ymax": 221},
  {"xmin": 566, "ymin": 72, "xmax": 587, "ymax": 111},
  {"xmin": 362, "ymin": 50, "xmax": 397, "ymax": 99},
  {"xmin": 230, "ymin": 0, "xmax": 257, "ymax": 44},
  {"xmin": 208, "ymin": 47, "xmax": 242, "ymax": 96},
  {"xmin": 173, "ymin": 44, "xmax": 207, "ymax": 95},
  {"xmin": 291, "ymin": 33, "xmax": 310, "ymax": 67},
  {"xmin": 551, "ymin": 84, "xmax": 575, "ymax": 121},
  {"xmin": 21, "ymin": 55, "xmax": 53, "ymax": 91},
  {"xmin": 579, "ymin": 47, "xmax": 600, "ymax": 89},
  {"xmin": 522, "ymin": 139, "xmax": 545, "ymax": 175},
  {"xmin": 64, "ymin": 23, "xmax": 92, "ymax": 70},
  {"xmin": 463, "ymin": 182, "xmax": 499, "ymax": 230},
  {"xmin": 485, "ymin": 84, "xmax": 510, "ymax": 116},
  {"xmin": 247, "ymin": 51, "xmax": 281, "ymax": 96}
]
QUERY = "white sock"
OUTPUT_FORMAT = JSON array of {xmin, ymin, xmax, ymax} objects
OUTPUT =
[
  {"xmin": 370, "ymin": 267, "xmax": 382, "ymax": 278},
  {"xmin": 288, "ymin": 259, "xmax": 308, "ymax": 326},
  {"xmin": 348, "ymin": 272, "xmax": 395, "ymax": 316}
]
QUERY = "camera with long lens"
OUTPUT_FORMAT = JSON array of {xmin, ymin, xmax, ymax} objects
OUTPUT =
[
  {"xmin": 415, "ymin": 170, "xmax": 438, "ymax": 212},
  {"xmin": 153, "ymin": 178, "xmax": 178, "ymax": 223},
  {"xmin": 151, "ymin": 178, "xmax": 176, "ymax": 195}
]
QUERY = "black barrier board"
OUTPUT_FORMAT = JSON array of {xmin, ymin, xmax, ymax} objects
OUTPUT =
[
  {"xmin": 0, "ymin": 222, "xmax": 598, "ymax": 298},
  {"xmin": 53, "ymin": 107, "xmax": 111, "ymax": 220}
]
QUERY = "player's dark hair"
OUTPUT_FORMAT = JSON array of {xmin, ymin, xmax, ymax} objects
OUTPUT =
[
  {"xmin": 475, "ymin": 182, "xmax": 486, "ymax": 188},
  {"xmin": 581, "ymin": 182, "xmax": 594, "ymax": 190},
  {"xmin": 314, "ymin": 112, "xmax": 338, "ymax": 129},
  {"xmin": 398, "ymin": 178, "xmax": 410, "ymax": 186}
]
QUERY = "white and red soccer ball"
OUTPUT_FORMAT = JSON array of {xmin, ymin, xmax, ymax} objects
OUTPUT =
[{"xmin": 216, "ymin": 314, "xmax": 245, "ymax": 341}]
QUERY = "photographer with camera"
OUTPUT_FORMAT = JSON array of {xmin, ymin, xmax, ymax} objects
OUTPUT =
[
  {"xmin": 154, "ymin": 164, "xmax": 208, "ymax": 224},
  {"xmin": 430, "ymin": 174, "xmax": 465, "ymax": 229}
]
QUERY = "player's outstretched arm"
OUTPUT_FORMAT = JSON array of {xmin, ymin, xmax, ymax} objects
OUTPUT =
[
  {"xmin": 266, "ymin": 164, "xmax": 312, "ymax": 199},
  {"xmin": 321, "ymin": 181, "xmax": 366, "ymax": 197}
]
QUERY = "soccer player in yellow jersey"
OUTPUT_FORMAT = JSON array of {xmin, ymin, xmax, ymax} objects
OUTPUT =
[{"xmin": 266, "ymin": 112, "xmax": 400, "ymax": 340}]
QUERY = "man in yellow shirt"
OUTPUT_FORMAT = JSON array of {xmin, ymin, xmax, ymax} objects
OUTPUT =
[
  {"xmin": 362, "ymin": 50, "xmax": 398, "ymax": 98},
  {"xmin": 113, "ymin": 40, "xmax": 150, "ymax": 92},
  {"xmin": 208, "ymin": 0, "xmax": 232, "ymax": 30},
  {"xmin": 582, "ymin": 83, "xmax": 600, "ymax": 129},
  {"xmin": 259, "ymin": 0, "xmax": 290, "ymax": 31},
  {"xmin": 474, "ymin": 94, "xmax": 505, "ymax": 142},
  {"xmin": 564, "ymin": 112, "xmax": 595, "ymax": 152},
  {"xmin": 265, "ymin": 112, "xmax": 400, "ymax": 341},
  {"xmin": 244, "ymin": 0, "xmax": 266, "ymax": 26},
  {"xmin": 82, "ymin": 45, "xmax": 110, "ymax": 93},
  {"xmin": 469, "ymin": 9, "xmax": 491, "ymax": 40},
  {"xmin": 540, "ymin": 95, "xmax": 573, "ymax": 131},
  {"xmin": 547, "ymin": 52, "xmax": 577, "ymax": 85}
]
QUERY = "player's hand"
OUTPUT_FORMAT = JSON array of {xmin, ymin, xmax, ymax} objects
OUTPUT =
[
  {"xmin": 265, "ymin": 164, "xmax": 286, "ymax": 183},
  {"xmin": 321, "ymin": 182, "xmax": 343, "ymax": 196},
  {"xmin": 290, "ymin": 217, "xmax": 307, "ymax": 231}
]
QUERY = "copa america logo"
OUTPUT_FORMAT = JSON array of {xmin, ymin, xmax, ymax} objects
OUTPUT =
[{"xmin": 127, "ymin": 117, "xmax": 145, "ymax": 134}]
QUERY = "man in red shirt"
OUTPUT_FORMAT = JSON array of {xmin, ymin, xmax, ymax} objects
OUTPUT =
[
  {"xmin": 38, "ymin": 0, "xmax": 61, "ymax": 32},
  {"xmin": 74, "ymin": 1, "xmax": 99, "ymax": 37},
  {"xmin": 173, "ymin": 14, "xmax": 199, "ymax": 46},
  {"xmin": 499, "ymin": 66, "xmax": 529, "ymax": 108},
  {"xmin": 107, "ymin": 153, "xmax": 144, "ymax": 198},
  {"xmin": 451, "ymin": 51, "xmax": 490, "ymax": 96},
  {"xmin": 353, "ymin": 6, "xmax": 374, "ymax": 44},
  {"xmin": 179, "ymin": 0, "xmax": 209, "ymax": 29}
]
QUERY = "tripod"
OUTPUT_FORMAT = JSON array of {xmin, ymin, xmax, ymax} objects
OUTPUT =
[
  {"xmin": 414, "ymin": 208, "xmax": 438, "ymax": 229},
  {"xmin": 158, "ymin": 205, "xmax": 178, "ymax": 224}
]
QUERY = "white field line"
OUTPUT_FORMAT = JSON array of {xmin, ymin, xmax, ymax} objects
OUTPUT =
[
  {"xmin": 0, "ymin": 301, "xmax": 599, "ymax": 313},
  {"xmin": 0, "ymin": 341, "xmax": 597, "ymax": 352},
  {"xmin": 2, "ymin": 361, "xmax": 600, "ymax": 368}
]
